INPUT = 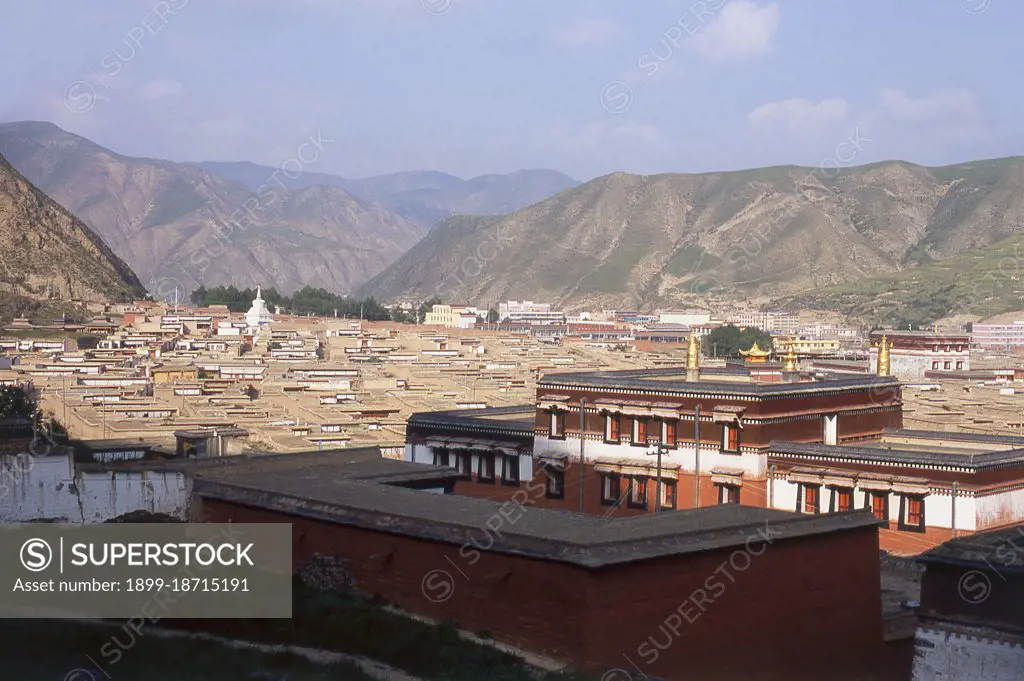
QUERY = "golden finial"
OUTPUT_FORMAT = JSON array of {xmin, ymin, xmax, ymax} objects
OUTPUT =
[
  {"xmin": 877, "ymin": 335, "xmax": 891, "ymax": 377},
  {"xmin": 687, "ymin": 330, "xmax": 700, "ymax": 370},
  {"xmin": 784, "ymin": 346, "xmax": 798, "ymax": 372}
]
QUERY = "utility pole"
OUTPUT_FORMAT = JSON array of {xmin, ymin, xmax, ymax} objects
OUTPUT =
[
  {"xmin": 693, "ymin": 405, "xmax": 701, "ymax": 508},
  {"xmin": 578, "ymin": 398, "xmax": 586, "ymax": 513},
  {"xmin": 654, "ymin": 441, "xmax": 664, "ymax": 513},
  {"xmin": 951, "ymin": 481, "xmax": 958, "ymax": 538}
]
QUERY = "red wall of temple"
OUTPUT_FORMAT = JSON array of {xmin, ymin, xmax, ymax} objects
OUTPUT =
[{"xmin": 197, "ymin": 498, "xmax": 896, "ymax": 681}]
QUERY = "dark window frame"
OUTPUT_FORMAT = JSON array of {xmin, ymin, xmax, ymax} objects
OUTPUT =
[
  {"xmin": 663, "ymin": 419, "xmax": 678, "ymax": 449},
  {"xmin": 453, "ymin": 449, "xmax": 473, "ymax": 480},
  {"xmin": 722, "ymin": 424, "xmax": 741, "ymax": 454},
  {"xmin": 600, "ymin": 473, "xmax": 621, "ymax": 506},
  {"xmin": 867, "ymin": 491, "xmax": 889, "ymax": 524},
  {"xmin": 431, "ymin": 446, "xmax": 450, "ymax": 468},
  {"xmin": 631, "ymin": 418, "xmax": 649, "ymax": 447},
  {"xmin": 477, "ymin": 451, "xmax": 496, "ymax": 483},
  {"xmin": 828, "ymin": 486, "xmax": 853, "ymax": 513},
  {"xmin": 797, "ymin": 483, "xmax": 821, "ymax": 514},
  {"xmin": 716, "ymin": 483, "xmax": 740, "ymax": 505},
  {"xmin": 626, "ymin": 476, "xmax": 648, "ymax": 509},
  {"xmin": 898, "ymin": 494, "xmax": 926, "ymax": 533},
  {"xmin": 549, "ymin": 409, "xmax": 566, "ymax": 440},
  {"xmin": 501, "ymin": 453, "xmax": 520, "ymax": 487},
  {"xmin": 605, "ymin": 413, "xmax": 620, "ymax": 444},
  {"xmin": 660, "ymin": 479, "xmax": 677, "ymax": 510},
  {"xmin": 543, "ymin": 463, "xmax": 565, "ymax": 499}
]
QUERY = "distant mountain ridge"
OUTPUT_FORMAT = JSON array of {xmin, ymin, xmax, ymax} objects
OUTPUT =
[
  {"xmin": 0, "ymin": 150, "xmax": 144, "ymax": 315},
  {"xmin": 195, "ymin": 161, "xmax": 579, "ymax": 228},
  {"xmin": 0, "ymin": 121, "xmax": 424, "ymax": 296},
  {"xmin": 358, "ymin": 157, "xmax": 1024, "ymax": 316}
]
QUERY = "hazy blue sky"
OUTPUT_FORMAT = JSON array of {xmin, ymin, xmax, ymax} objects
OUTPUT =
[{"xmin": 1, "ymin": 0, "xmax": 1019, "ymax": 181}]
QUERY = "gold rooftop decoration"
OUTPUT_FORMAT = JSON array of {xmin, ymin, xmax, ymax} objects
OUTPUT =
[
  {"xmin": 876, "ymin": 335, "xmax": 891, "ymax": 377},
  {"xmin": 739, "ymin": 341, "xmax": 770, "ymax": 363},
  {"xmin": 783, "ymin": 346, "xmax": 798, "ymax": 372}
]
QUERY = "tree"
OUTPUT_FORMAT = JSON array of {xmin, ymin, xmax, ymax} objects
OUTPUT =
[
  {"xmin": 417, "ymin": 297, "xmax": 443, "ymax": 323},
  {"xmin": 487, "ymin": 308, "xmax": 500, "ymax": 323},
  {"xmin": 705, "ymin": 324, "xmax": 774, "ymax": 358},
  {"xmin": 0, "ymin": 386, "xmax": 33, "ymax": 419}
]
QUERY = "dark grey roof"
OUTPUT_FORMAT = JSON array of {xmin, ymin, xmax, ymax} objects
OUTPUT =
[
  {"xmin": 408, "ymin": 405, "xmax": 536, "ymax": 435},
  {"xmin": 882, "ymin": 428, "xmax": 1024, "ymax": 448},
  {"xmin": 918, "ymin": 526, "xmax": 1024, "ymax": 572},
  {"xmin": 768, "ymin": 440, "xmax": 1024, "ymax": 471},
  {"xmin": 195, "ymin": 470, "xmax": 880, "ymax": 568},
  {"xmin": 539, "ymin": 367, "xmax": 898, "ymax": 397}
]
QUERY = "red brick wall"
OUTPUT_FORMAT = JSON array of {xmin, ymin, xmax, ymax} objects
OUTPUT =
[{"xmin": 197, "ymin": 498, "xmax": 888, "ymax": 681}]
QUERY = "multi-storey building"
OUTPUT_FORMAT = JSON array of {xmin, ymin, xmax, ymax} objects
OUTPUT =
[
  {"xmin": 497, "ymin": 300, "xmax": 565, "ymax": 325},
  {"xmin": 405, "ymin": 337, "xmax": 1024, "ymax": 554},
  {"xmin": 868, "ymin": 331, "xmax": 970, "ymax": 381},
  {"xmin": 423, "ymin": 304, "xmax": 479, "ymax": 329},
  {"xmin": 971, "ymin": 321, "xmax": 1024, "ymax": 350}
]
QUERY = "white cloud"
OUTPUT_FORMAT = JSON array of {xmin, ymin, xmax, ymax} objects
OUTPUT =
[
  {"xmin": 553, "ymin": 19, "xmax": 620, "ymax": 48},
  {"xmin": 138, "ymin": 79, "xmax": 183, "ymax": 100},
  {"xmin": 748, "ymin": 98, "xmax": 851, "ymax": 135},
  {"xmin": 878, "ymin": 89, "xmax": 983, "ymax": 126},
  {"xmin": 691, "ymin": 1, "xmax": 780, "ymax": 62}
]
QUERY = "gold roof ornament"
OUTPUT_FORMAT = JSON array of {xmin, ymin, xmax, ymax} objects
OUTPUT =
[
  {"xmin": 687, "ymin": 330, "xmax": 700, "ymax": 370},
  {"xmin": 739, "ymin": 341, "xmax": 771, "ymax": 363},
  {"xmin": 877, "ymin": 335, "xmax": 891, "ymax": 377},
  {"xmin": 783, "ymin": 346, "xmax": 798, "ymax": 372}
]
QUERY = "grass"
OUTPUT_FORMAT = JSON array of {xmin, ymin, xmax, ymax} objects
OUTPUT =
[
  {"xmin": 162, "ymin": 580, "xmax": 595, "ymax": 681},
  {"xmin": 0, "ymin": 618, "xmax": 376, "ymax": 681}
]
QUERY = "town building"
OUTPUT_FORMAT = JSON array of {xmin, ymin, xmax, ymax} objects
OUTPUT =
[
  {"xmin": 911, "ymin": 526, "xmax": 1024, "ymax": 681},
  {"xmin": 658, "ymin": 309, "xmax": 712, "ymax": 326},
  {"xmin": 773, "ymin": 336, "xmax": 842, "ymax": 357},
  {"xmin": 869, "ymin": 331, "xmax": 971, "ymax": 381},
  {"xmin": 498, "ymin": 300, "xmax": 565, "ymax": 325},
  {"xmin": 423, "ymin": 304, "xmax": 479, "ymax": 329},
  {"xmin": 971, "ymin": 321, "xmax": 1024, "ymax": 351}
]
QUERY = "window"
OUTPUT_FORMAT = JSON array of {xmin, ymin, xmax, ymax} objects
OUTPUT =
[
  {"xmin": 869, "ymin": 492, "xmax": 889, "ymax": 523},
  {"xmin": 830, "ymin": 487, "xmax": 853, "ymax": 513},
  {"xmin": 550, "ymin": 410, "xmax": 565, "ymax": 439},
  {"xmin": 800, "ymin": 484, "xmax": 820, "ymax": 514},
  {"xmin": 956, "ymin": 361, "xmax": 964, "ymax": 370},
  {"xmin": 431, "ymin": 447, "xmax": 449, "ymax": 467},
  {"xmin": 477, "ymin": 451, "xmax": 495, "ymax": 483},
  {"xmin": 605, "ymin": 413, "xmax": 620, "ymax": 443},
  {"xmin": 931, "ymin": 361, "xmax": 939, "ymax": 370},
  {"xmin": 632, "ymin": 418, "xmax": 648, "ymax": 446},
  {"xmin": 454, "ymin": 450, "xmax": 472, "ymax": 480},
  {"xmin": 900, "ymin": 495, "xmax": 926, "ymax": 533},
  {"xmin": 723, "ymin": 424, "xmax": 740, "ymax": 453},
  {"xmin": 627, "ymin": 477, "xmax": 648, "ymax": 509},
  {"xmin": 717, "ymin": 484, "xmax": 740, "ymax": 505},
  {"xmin": 501, "ymin": 453, "xmax": 520, "ymax": 486},
  {"xmin": 544, "ymin": 465, "xmax": 565, "ymax": 499},
  {"xmin": 943, "ymin": 361, "xmax": 951, "ymax": 370},
  {"xmin": 663, "ymin": 420, "xmax": 677, "ymax": 448},
  {"xmin": 600, "ymin": 474, "xmax": 621, "ymax": 506},
  {"xmin": 823, "ymin": 414, "xmax": 838, "ymax": 446},
  {"xmin": 660, "ymin": 480, "xmax": 677, "ymax": 510}
]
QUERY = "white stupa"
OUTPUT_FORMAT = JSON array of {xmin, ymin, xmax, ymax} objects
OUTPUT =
[{"xmin": 245, "ymin": 286, "xmax": 274, "ymax": 331}]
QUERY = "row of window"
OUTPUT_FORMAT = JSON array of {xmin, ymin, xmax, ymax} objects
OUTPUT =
[
  {"xmin": 432, "ymin": 448, "xmax": 520, "ymax": 486},
  {"xmin": 931, "ymin": 360, "xmax": 965, "ymax": 370},
  {"xmin": 796, "ymin": 483, "xmax": 925, "ymax": 531},
  {"xmin": 549, "ymin": 412, "xmax": 741, "ymax": 452},
  {"xmin": 599, "ymin": 473, "xmax": 678, "ymax": 510}
]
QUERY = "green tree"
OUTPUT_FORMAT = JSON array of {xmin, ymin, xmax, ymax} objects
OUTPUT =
[
  {"xmin": 705, "ymin": 324, "xmax": 773, "ymax": 358},
  {"xmin": 0, "ymin": 386, "xmax": 33, "ymax": 419},
  {"xmin": 487, "ymin": 308, "xmax": 500, "ymax": 323},
  {"xmin": 417, "ymin": 297, "xmax": 443, "ymax": 323}
]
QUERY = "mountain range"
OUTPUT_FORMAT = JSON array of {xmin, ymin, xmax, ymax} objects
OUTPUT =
[
  {"xmin": 194, "ymin": 162, "xmax": 579, "ymax": 229},
  {"xmin": 359, "ymin": 158, "xmax": 1024, "ymax": 323},
  {"xmin": 0, "ymin": 122, "xmax": 577, "ymax": 297},
  {"xmin": 0, "ymin": 150, "xmax": 144, "ymax": 320}
]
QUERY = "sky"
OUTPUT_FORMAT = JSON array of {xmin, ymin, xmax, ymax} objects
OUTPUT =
[{"xmin": 1, "ymin": 0, "xmax": 1020, "ymax": 182}]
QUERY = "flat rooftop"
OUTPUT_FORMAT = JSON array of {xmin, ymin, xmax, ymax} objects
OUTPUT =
[
  {"xmin": 194, "ymin": 459, "xmax": 881, "ymax": 568},
  {"xmin": 408, "ymin": 405, "xmax": 536, "ymax": 436},
  {"xmin": 770, "ymin": 428, "xmax": 1024, "ymax": 470},
  {"xmin": 539, "ymin": 366, "xmax": 898, "ymax": 397}
]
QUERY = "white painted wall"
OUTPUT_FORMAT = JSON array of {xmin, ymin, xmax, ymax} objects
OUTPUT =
[
  {"xmin": 975, "ymin": 488, "xmax": 1024, "ymax": 529},
  {"xmin": 912, "ymin": 626, "xmax": 1024, "ymax": 681},
  {"xmin": 0, "ymin": 453, "xmax": 190, "ymax": 523},
  {"xmin": 534, "ymin": 435, "xmax": 767, "ymax": 476}
]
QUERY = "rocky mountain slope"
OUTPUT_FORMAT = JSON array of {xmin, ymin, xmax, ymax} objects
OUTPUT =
[
  {"xmin": 196, "ymin": 162, "xmax": 579, "ymax": 228},
  {"xmin": 0, "ymin": 151, "xmax": 144, "ymax": 311},
  {"xmin": 0, "ymin": 122, "xmax": 424, "ymax": 296},
  {"xmin": 359, "ymin": 158, "xmax": 1024, "ymax": 313}
]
